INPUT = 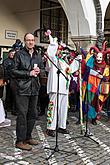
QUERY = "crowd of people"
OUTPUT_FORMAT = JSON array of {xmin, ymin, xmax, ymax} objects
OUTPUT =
[{"xmin": 0, "ymin": 31, "xmax": 109, "ymax": 151}]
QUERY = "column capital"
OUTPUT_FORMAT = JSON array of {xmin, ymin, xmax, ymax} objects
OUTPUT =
[{"xmin": 71, "ymin": 35, "xmax": 97, "ymax": 50}]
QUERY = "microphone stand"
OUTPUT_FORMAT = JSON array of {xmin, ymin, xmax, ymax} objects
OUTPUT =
[{"xmin": 44, "ymin": 53, "xmax": 77, "ymax": 160}]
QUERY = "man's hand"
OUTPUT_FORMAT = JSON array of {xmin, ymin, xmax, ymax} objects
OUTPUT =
[{"xmin": 30, "ymin": 67, "xmax": 40, "ymax": 77}]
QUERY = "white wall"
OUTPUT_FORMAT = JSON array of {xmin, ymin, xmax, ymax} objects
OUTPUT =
[
  {"xmin": 15, "ymin": 0, "xmax": 40, "ymax": 36},
  {"xmin": 0, "ymin": 3, "xmax": 25, "ymax": 46},
  {"xmin": 59, "ymin": 0, "xmax": 96, "ymax": 37},
  {"xmin": 80, "ymin": 0, "xmax": 96, "ymax": 35},
  {"xmin": 0, "ymin": 0, "xmax": 40, "ymax": 47},
  {"xmin": 100, "ymin": 0, "xmax": 110, "ymax": 30}
]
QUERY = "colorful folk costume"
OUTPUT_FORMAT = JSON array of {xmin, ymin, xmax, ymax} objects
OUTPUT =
[{"xmin": 82, "ymin": 41, "xmax": 110, "ymax": 125}]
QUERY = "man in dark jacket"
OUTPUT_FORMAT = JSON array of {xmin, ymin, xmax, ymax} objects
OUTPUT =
[{"xmin": 12, "ymin": 33, "xmax": 45, "ymax": 151}]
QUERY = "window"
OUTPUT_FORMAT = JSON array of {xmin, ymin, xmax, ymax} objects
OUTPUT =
[{"xmin": 40, "ymin": 0, "xmax": 68, "ymax": 44}]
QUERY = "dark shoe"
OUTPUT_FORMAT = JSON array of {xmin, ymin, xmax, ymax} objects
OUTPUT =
[
  {"xmin": 11, "ymin": 111, "xmax": 17, "ymax": 116},
  {"xmin": 66, "ymin": 120, "xmax": 69, "ymax": 125},
  {"xmin": 46, "ymin": 129, "xmax": 55, "ymax": 137},
  {"xmin": 58, "ymin": 128, "xmax": 69, "ymax": 134},
  {"xmin": 16, "ymin": 142, "xmax": 32, "ymax": 151},
  {"xmin": 25, "ymin": 139, "xmax": 38, "ymax": 145},
  {"xmin": 91, "ymin": 119, "xmax": 97, "ymax": 125}
]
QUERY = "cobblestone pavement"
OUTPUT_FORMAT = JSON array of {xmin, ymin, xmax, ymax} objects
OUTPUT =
[{"xmin": 0, "ymin": 111, "xmax": 110, "ymax": 165}]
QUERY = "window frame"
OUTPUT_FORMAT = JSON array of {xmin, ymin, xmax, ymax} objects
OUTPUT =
[{"xmin": 40, "ymin": 0, "xmax": 68, "ymax": 44}]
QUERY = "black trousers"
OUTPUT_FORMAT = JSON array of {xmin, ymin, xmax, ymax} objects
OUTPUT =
[
  {"xmin": 0, "ymin": 86, "xmax": 4, "ymax": 98},
  {"xmin": 5, "ymin": 83, "xmax": 12, "ymax": 110},
  {"xmin": 38, "ymin": 85, "xmax": 49, "ymax": 114},
  {"xmin": 16, "ymin": 94, "xmax": 38, "ymax": 143}
]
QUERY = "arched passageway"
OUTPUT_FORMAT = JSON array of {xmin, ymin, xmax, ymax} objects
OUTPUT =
[{"xmin": 104, "ymin": 2, "xmax": 110, "ymax": 47}]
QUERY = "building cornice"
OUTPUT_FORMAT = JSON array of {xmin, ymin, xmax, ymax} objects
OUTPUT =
[{"xmin": 71, "ymin": 35, "xmax": 97, "ymax": 41}]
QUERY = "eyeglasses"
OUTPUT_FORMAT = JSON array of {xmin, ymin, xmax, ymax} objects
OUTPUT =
[{"xmin": 25, "ymin": 39, "xmax": 35, "ymax": 42}]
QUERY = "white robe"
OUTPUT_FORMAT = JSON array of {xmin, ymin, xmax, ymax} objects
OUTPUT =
[
  {"xmin": 0, "ymin": 98, "xmax": 5, "ymax": 124},
  {"xmin": 46, "ymin": 34, "xmax": 70, "ymax": 130},
  {"xmin": 46, "ymin": 37, "xmax": 70, "ymax": 94}
]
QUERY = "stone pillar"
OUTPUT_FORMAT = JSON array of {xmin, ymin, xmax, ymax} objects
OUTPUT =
[{"xmin": 93, "ymin": 0, "xmax": 105, "ymax": 49}]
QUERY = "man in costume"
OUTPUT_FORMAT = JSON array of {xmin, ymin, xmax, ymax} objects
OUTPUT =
[
  {"xmin": 82, "ymin": 41, "xmax": 110, "ymax": 125},
  {"xmin": 45, "ymin": 30, "xmax": 74, "ymax": 137}
]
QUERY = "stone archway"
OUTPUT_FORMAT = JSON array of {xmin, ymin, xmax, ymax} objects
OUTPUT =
[
  {"xmin": 104, "ymin": 2, "xmax": 110, "ymax": 47},
  {"xmin": 57, "ymin": 0, "xmax": 110, "ymax": 49},
  {"xmin": 58, "ymin": 0, "xmax": 97, "ymax": 49}
]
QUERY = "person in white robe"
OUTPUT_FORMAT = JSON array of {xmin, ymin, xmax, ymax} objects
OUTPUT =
[
  {"xmin": 45, "ymin": 30, "xmax": 78, "ymax": 137},
  {"xmin": 0, "ymin": 98, "xmax": 5, "ymax": 124}
]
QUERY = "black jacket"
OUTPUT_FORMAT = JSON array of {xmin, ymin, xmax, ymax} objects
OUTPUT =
[
  {"xmin": 3, "ymin": 57, "xmax": 15, "ymax": 80},
  {"xmin": 12, "ymin": 47, "xmax": 45, "ymax": 96}
]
